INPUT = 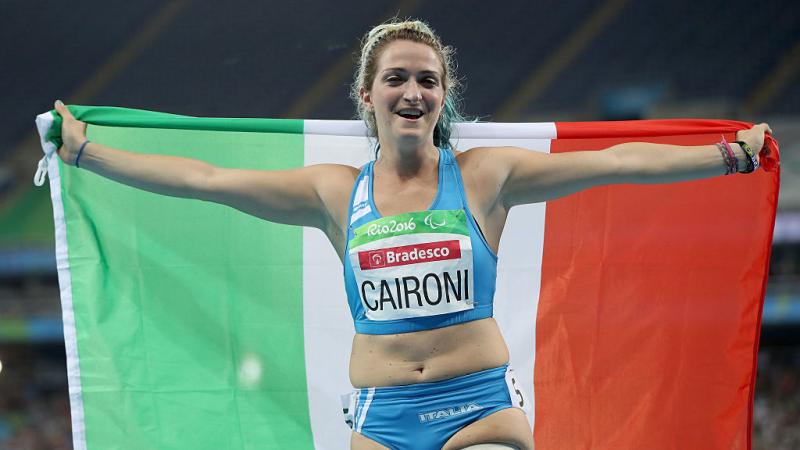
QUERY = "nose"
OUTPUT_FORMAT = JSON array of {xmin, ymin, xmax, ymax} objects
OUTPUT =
[{"xmin": 403, "ymin": 79, "xmax": 422, "ymax": 103}]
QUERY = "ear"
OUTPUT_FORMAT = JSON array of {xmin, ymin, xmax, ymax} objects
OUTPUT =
[{"xmin": 360, "ymin": 87, "xmax": 373, "ymax": 111}]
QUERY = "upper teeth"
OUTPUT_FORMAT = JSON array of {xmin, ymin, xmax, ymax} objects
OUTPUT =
[{"xmin": 399, "ymin": 109, "xmax": 422, "ymax": 117}]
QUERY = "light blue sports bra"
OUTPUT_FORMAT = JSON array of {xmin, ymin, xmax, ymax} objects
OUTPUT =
[{"xmin": 343, "ymin": 148, "xmax": 498, "ymax": 334}]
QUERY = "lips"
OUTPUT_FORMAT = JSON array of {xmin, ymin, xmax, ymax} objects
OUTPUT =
[{"xmin": 396, "ymin": 108, "xmax": 424, "ymax": 120}]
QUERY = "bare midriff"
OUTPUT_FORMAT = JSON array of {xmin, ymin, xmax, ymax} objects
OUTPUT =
[{"xmin": 348, "ymin": 317, "xmax": 509, "ymax": 388}]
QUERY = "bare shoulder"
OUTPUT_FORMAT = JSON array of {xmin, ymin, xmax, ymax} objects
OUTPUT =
[
  {"xmin": 454, "ymin": 145, "xmax": 552, "ymax": 208},
  {"xmin": 454, "ymin": 145, "xmax": 536, "ymax": 165},
  {"xmin": 454, "ymin": 146, "xmax": 493, "ymax": 168},
  {"xmin": 452, "ymin": 147, "xmax": 515, "ymax": 215},
  {"xmin": 308, "ymin": 163, "xmax": 360, "ymax": 211},
  {"xmin": 307, "ymin": 162, "xmax": 360, "ymax": 175},
  {"xmin": 304, "ymin": 164, "xmax": 360, "ymax": 258},
  {"xmin": 454, "ymin": 146, "xmax": 527, "ymax": 180},
  {"xmin": 308, "ymin": 163, "xmax": 360, "ymax": 236},
  {"xmin": 309, "ymin": 163, "xmax": 360, "ymax": 187}
]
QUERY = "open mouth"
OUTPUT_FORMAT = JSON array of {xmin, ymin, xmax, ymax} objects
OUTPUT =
[{"xmin": 396, "ymin": 109, "xmax": 424, "ymax": 121}]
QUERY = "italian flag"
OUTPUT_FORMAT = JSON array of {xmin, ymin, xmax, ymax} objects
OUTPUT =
[{"xmin": 35, "ymin": 106, "xmax": 780, "ymax": 450}]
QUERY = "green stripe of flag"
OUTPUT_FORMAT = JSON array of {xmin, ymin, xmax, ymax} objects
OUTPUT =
[
  {"xmin": 63, "ymin": 122, "xmax": 312, "ymax": 449},
  {"xmin": 46, "ymin": 106, "xmax": 304, "ymax": 149}
]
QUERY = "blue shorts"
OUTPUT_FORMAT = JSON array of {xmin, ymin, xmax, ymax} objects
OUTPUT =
[{"xmin": 342, "ymin": 364, "xmax": 529, "ymax": 450}]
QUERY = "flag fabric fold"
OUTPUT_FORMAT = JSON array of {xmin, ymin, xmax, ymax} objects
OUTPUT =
[{"xmin": 35, "ymin": 106, "xmax": 779, "ymax": 450}]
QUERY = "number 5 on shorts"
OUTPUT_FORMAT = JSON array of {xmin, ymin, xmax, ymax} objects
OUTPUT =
[{"xmin": 504, "ymin": 366, "xmax": 531, "ymax": 416}]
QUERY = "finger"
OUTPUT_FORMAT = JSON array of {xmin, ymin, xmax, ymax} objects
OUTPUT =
[{"xmin": 54, "ymin": 100, "xmax": 74, "ymax": 119}]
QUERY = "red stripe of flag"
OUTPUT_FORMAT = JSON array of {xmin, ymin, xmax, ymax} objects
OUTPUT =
[{"xmin": 534, "ymin": 120, "xmax": 779, "ymax": 450}]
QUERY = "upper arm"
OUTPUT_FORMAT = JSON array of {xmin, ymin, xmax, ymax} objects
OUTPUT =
[
  {"xmin": 492, "ymin": 146, "xmax": 622, "ymax": 207},
  {"xmin": 197, "ymin": 163, "xmax": 357, "ymax": 230}
]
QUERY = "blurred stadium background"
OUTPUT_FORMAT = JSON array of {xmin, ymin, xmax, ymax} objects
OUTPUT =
[{"xmin": 1, "ymin": 0, "xmax": 798, "ymax": 448}]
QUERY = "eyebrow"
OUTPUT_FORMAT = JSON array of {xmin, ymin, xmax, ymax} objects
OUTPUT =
[{"xmin": 382, "ymin": 68, "xmax": 441, "ymax": 77}]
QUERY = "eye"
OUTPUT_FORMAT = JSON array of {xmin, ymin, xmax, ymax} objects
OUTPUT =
[{"xmin": 385, "ymin": 76, "xmax": 403, "ymax": 85}]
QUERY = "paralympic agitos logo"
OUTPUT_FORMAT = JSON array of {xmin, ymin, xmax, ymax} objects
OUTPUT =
[{"xmin": 424, "ymin": 212, "xmax": 447, "ymax": 230}]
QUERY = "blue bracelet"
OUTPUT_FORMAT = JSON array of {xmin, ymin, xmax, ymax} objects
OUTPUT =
[{"xmin": 75, "ymin": 140, "xmax": 90, "ymax": 168}]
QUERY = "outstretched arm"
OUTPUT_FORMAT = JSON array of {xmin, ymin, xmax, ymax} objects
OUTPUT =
[
  {"xmin": 54, "ymin": 101, "xmax": 353, "ymax": 229},
  {"xmin": 493, "ymin": 123, "xmax": 772, "ymax": 208}
]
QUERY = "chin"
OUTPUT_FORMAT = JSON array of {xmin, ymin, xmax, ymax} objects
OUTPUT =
[
  {"xmin": 394, "ymin": 124, "xmax": 433, "ymax": 139},
  {"xmin": 394, "ymin": 131, "xmax": 430, "ymax": 146}
]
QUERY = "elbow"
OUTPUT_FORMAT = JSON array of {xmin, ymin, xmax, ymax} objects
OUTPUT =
[
  {"xmin": 601, "ymin": 145, "xmax": 635, "ymax": 183},
  {"xmin": 185, "ymin": 163, "xmax": 218, "ymax": 201},
  {"xmin": 605, "ymin": 143, "xmax": 662, "ymax": 183}
]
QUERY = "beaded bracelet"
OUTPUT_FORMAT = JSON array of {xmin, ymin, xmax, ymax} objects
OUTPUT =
[
  {"xmin": 715, "ymin": 143, "xmax": 734, "ymax": 175},
  {"xmin": 75, "ymin": 140, "xmax": 90, "ymax": 168},
  {"xmin": 736, "ymin": 140, "xmax": 759, "ymax": 174},
  {"xmin": 719, "ymin": 136, "xmax": 738, "ymax": 175}
]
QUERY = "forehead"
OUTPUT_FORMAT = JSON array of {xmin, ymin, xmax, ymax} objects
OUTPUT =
[{"xmin": 376, "ymin": 40, "xmax": 442, "ymax": 73}]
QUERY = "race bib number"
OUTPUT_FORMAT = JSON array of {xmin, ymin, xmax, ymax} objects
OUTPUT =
[{"xmin": 348, "ymin": 210, "xmax": 475, "ymax": 321}]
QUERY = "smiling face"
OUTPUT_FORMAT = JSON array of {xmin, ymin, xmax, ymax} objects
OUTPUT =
[{"xmin": 361, "ymin": 40, "xmax": 446, "ymax": 149}]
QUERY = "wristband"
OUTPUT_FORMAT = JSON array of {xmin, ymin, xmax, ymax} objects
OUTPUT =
[
  {"xmin": 75, "ymin": 140, "xmax": 90, "ymax": 168},
  {"xmin": 735, "ymin": 140, "xmax": 759, "ymax": 174}
]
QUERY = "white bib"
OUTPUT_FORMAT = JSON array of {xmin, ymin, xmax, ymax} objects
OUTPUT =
[{"xmin": 348, "ymin": 210, "xmax": 475, "ymax": 321}]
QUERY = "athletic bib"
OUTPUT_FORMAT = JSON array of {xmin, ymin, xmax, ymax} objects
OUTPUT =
[{"xmin": 347, "ymin": 209, "xmax": 475, "ymax": 321}]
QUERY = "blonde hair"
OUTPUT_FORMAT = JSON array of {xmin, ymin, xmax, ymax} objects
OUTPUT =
[{"xmin": 350, "ymin": 19, "xmax": 465, "ymax": 150}]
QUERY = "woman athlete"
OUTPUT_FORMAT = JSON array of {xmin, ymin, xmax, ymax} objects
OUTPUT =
[{"xmin": 54, "ymin": 19, "xmax": 770, "ymax": 450}]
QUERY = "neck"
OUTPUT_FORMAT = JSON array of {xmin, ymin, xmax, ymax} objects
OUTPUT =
[{"xmin": 375, "ymin": 138, "xmax": 439, "ymax": 179}]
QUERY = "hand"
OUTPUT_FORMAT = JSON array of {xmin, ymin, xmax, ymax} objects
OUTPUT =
[
  {"xmin": 54, "ymin": 100, "xmax": 88, "ymax": 166},
  {"xmin": 736, "ymin": 122, "xmax": 772, "ymax": 156}
]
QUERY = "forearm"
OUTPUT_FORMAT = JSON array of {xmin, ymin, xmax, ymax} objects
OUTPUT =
[
  {"xmin": 609, "ymin": 141, "xmax": 748, "ymax": 184},
  {"xmin": 78, "ymin": 142, "xmax": 215, "ymax": 199}
]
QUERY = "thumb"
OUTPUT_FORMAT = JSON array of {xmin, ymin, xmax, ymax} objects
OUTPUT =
[{"xmin": 54, "ymin": 100, "xmax": 74, "ymax": 119}]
